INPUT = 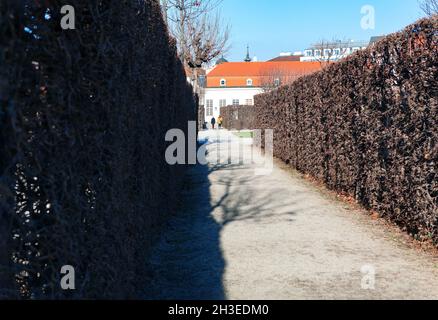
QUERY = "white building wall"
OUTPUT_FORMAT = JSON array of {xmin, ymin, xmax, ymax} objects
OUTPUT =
[
  {"xmin": 203, "ymin": 87, "xmax": 263, "ymax": 123},
  {"xmin": 300, "ymin": 45, "xmax": 369, "ymax": 62}
]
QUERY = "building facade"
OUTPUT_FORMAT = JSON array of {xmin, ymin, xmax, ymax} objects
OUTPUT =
[
  {"xmin": 300, "ymin": 37, "xmax": 385, "ymax": 62},
  {"xmin": 203, "ymin": 61, "xmax": 321, "ymax": 123}
]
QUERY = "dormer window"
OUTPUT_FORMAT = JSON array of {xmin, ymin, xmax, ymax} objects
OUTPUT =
[
  {"xmin": 220, "ymin": 79, "xmax": 227, "ymax": 87},
  {"xmin": 323, "ymin": 49, "xmax": 332, "ymax": 57},
  {"xmin": 247, "ymin": 79, "xmax": 253, "ymax": 86}
]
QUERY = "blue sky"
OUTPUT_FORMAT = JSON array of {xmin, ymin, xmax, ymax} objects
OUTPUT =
[{"xmin": 220, "ymin": 0, "xmax": 427, "ymax": 61}]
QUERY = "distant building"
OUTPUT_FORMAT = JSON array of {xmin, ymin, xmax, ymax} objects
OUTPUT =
[
  {"xmin": 185, "ymin": 66, "xmax": 207, "ymax": 113},
  {"xmin": 203, "ymin": 59, "xmax": 321, "ymax": 123},
  {"xmin": 299, "ymin": 36, "xmax": 385, "ymax": 62},
  {"xmin": 215, "ymin": 56, "xmax": 229, "ymax": 65},
  {"xmin": 300, "ymin": 40, "xmax": 369, "ymax": 62},
  {"xmin": 244, "ymin": 45, "xmax": 252, "ymax": 62},
  {"xmin": 369, "ymin": 36, "xmax": 385, "ymax": 46},
  {"xmin": 268, "ymin": 52, "xmax": 303, "ymax": 62}
]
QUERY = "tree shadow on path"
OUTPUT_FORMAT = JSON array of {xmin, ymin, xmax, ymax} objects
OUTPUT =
[
  {"xmin": 144, "ymin": 163, "xmax": 226, "ymax": 300},
  {"xmin": 144, "ymin": 138, "xmax": 301, "ymax": 300}
]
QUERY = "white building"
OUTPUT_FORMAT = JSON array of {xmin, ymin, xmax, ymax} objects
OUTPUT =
[
  {"xmin": 300, "ymin": 37, "xmax": 384, "ymax": 62},
  {"xmin": 203, "ymin": 55, "xmax": 321, "ymax": 124},
  {"xmin": 204, "ymin": 87, "xmax": 262, "ymax": 123}
]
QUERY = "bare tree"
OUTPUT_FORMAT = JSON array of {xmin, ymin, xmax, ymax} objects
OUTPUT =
[
  {"xmin": 311, "ymin": 38, "xmax": 352, "ymax": 67},
  {"xmin": 161, "ymin": 0, "xmax": 230, "ymax": 67},
  {"xmin": 161, "ymin": 0, "xmax": 169, "ymax": 24},
  {"xmin": 312, "ymin": 39, "xmax": 336, "ymax": 67},
  {"xmin": 184, "ymin": 13, "xmax": 230, "ymax": 68},
  {"xmin": 259, "ymin": 65, "xmax": 309, "ymax": 93},
  {"xmin": 419, "ymin": 0, "xmax": 438, "ymax": 15},
  {"xmin": 165, "ymin": 0, "xmax": 223, "ymax": 23},
  {"xmin": 160, "ymin": 0, "xmax": 230, "ymax": 96}
]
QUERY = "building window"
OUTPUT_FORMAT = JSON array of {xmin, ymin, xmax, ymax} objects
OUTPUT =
[
  {"xmin": 247, "ymin": 79, "xmax": 253, "ymax": 86},
  {"xmin": 206, "ymin": 100, "xmax": 213, "ymax": 116},
  {"xmin": 220, "ymin": 79, "xmax": 227, "ymax": 87},
  {"xmin": 323, "ymin": 49, "xmax": 331, "ymax": 57},
  {"xmin": 333, "ymin": 48, "xmax": 341, "ymax": 56},
  {"xmin": 219, "ymin": 99, "xmax": 227, "ymax": 108},
  {"xmin": 232, "ymin": 99, "xmax": 239, "ymax": 106},
  {"xmin": 198, "ymin": 75, "xmax": 206, "ymax": 88},
  {"xmin": 314, "ymin": 50, "xmax": 321, "ymax": 57},
  {"xmin": 304, "ymin": 50, "xmax": 313, "ymax": 57},
  {"xmin": 245, "ymin": 99, "xmax": 253, "ymax": 106}
]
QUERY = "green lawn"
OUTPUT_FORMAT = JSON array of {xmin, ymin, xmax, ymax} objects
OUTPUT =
[{"xmin": 233, "ymin": 131, "xmax": 254, "ymax": 139}]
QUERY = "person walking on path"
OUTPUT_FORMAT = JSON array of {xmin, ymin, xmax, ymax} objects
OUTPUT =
[
  {"xmin": 211, "ymin": 117, "xmax": 216, "ymax": 130},
  {"xmin": 218, "ymin": 115, "xmax": 223, "ymax": 129}
]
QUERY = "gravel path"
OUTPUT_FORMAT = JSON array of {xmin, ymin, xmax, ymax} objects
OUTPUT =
[{"xmin": 145, "ymin": 130, "xmax": 438, "ymax": 300}]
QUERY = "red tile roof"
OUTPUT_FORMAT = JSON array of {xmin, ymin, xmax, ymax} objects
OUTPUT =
[
  {"xmin": 268, "ymin": 55, "xmax": 303, "ymax": 62},
  {"xmin": 207, "ymin": 61, "xmax": 321, "ymax": 77},
  {"xmin": 207, "ymin": 61, "xmax": 322, "ymax": 87}
]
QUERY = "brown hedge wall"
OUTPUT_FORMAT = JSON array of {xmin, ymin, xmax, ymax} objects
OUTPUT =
[
  {"xmin": 220, "ymin": 105, "xmax": 255, "ymax": 130},
  {"xmin": 254, "ymin": 17, "xmax": 438, "ymax": 243},
  {"xmin": 0, "ymin": 0, "xmax": 196, "ymax": 299}
]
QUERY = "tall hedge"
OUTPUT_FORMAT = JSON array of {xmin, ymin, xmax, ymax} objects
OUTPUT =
[
  {"xmin": 220, "ymin": 105, "xmax": 255, "ymax": 130},
  {"xmin": 254, "ymin": 17, "xmax": 438, "ymax": 243},
  {"xmin": 0, "ymin": 0, "xmax": 196, "ymax": 299}
]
